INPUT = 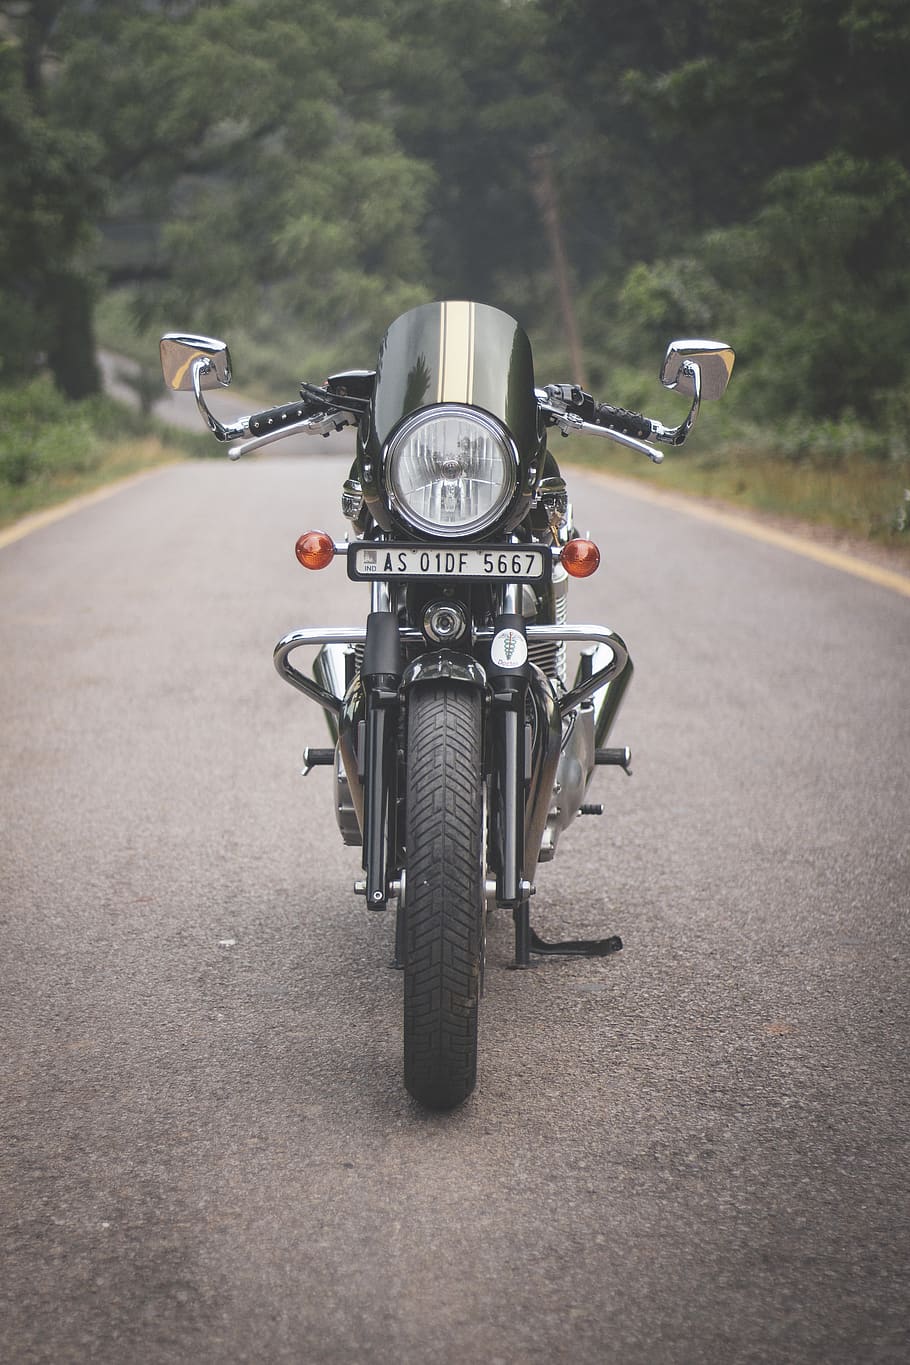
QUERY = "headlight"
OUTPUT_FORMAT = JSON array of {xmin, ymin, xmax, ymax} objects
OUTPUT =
[{"xmin": 386, "ymin": 406, "xmax": 516, "ymax": 537}]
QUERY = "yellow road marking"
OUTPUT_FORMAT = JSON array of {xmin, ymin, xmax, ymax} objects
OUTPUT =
[
  {"xmin": 584, "ymin": 468, "xmax": 910, "ymax": 599},
  {"xmin": 0, "ymin": 466, "xmax": 175, "ymax": 551}
]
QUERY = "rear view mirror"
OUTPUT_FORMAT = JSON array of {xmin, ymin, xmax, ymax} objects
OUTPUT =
[
  {"xmin": 160, "ymin": 333, "xmax": 232, "ymax": 392},
  {"xmin": 661, "ymin": 340, "xmax": 734, "ymax": 401}
]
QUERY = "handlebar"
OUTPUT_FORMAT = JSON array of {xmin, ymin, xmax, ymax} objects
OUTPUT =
[
  {"xmin": 201, "ymin": 374, "xmax": 679, "ymax": 467},
  {"xmin": 248, "ymin": 399, "xmax": 317, "ymax": 436},
  {"xmin": 537, "ymin": 383, "xmax": 665, "ymax": 464},
  {"xmin": 221, "ymin": 380, "xmax": 367, "ymax": 459},
  {"xmin": 541, "ymin": 384, "xmax": 652, "ymax": 440},
  {"xmin": 591, "ymin": 402, "xmax": 653, "ymax": 443},
  {"xmin": 230, "ymin": 378, "xmax": 370, "ymax": 456}
]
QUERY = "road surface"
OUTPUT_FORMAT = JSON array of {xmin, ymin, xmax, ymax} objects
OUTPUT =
[{"xmin": 1, "ymin": 449, "xmax": 907, "ymax": 1364}]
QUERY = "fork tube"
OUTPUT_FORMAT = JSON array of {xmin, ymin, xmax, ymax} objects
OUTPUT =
[
  {"xmin": 361, "ymin": 588, "xmax": 401, "ymax": 910},
  {"xmin": 489, "ymin": 585, "xmax": 528, "ymax": 907}
]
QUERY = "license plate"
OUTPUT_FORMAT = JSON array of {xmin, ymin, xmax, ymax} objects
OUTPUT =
[{"xmin": 348, "ymin": 544, "xmax": 549, "ymax": 582}]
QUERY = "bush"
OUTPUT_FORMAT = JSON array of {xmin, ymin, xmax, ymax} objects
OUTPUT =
[{"xmin": 0, "ymin": 377, "xmax": 101, "ymax": 488}]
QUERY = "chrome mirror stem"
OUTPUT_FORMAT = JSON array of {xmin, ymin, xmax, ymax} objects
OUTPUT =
[
  {"xmin": 650, "ymin": 359, "xmax": 702, "ymax": 447},
  {"xmin": 191, "ymin": 357, "xmax": 248, "ymax": 443}
]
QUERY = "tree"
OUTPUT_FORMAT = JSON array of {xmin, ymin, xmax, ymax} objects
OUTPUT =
[
  {"xmin": 703, "ymin": 154, "xmax": 910, "ymax": 421},
  {"xmin": 537, "ymin": 0, "xmax": 910, "ymax": 419},
  {"xmin": 0, "ymin": 9, "xmax": 104, "ymax": 395},
  {"xmin": 54, "ymin": 1, "xmax": 435, "ymax": 352},
  {"xmin": 385, "ymin": 0, "xmax": 557, "ymax": 306},
  {"xmin": 2, "ymin": 0, "xmax": 436, "ymax": 391}
]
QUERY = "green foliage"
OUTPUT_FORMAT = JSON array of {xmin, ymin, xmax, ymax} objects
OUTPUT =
[
  {"xmin": 385, "ymin": 0, "xmax": 558, "ymax": 298},
  {"xmin": 591, "ymin": 258, "xmax": 731, "ymax": 371},
  {"xmin": 57, "ymin": 0, "xmax": 436, "ymax": 341},
  {"xmin": 702, "ymin": 155, "xmax": 910, "ymax": 425},
  {"xmin": 0, "ymin": 372, "xmax": 204, "ymax": 486},
  {"xmin": 0, "ymin": 376, "xmax": 206, "ymax": 526},
  {"xmin": 0, "ymin": 31, "xmax": 104, "ymax": 395},
  {"xmin": 554, "ymin": 0, "xmax": 910, "ymax": 438},
  {"xmin": 0, "ymin": 377, "xmax": 100, "ymax": 487},
  {"xmin": 4, "ymin": 0, "xmax": 910, "ymax": 486},
  {"xmin": 2, "ymin": 0, "xmax": 437, "ymax": 396}
]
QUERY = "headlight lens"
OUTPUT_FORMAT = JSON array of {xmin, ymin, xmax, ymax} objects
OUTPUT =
[{"xmin": 386, "ymin": 407, "xmax": 516, "ymax": 536}]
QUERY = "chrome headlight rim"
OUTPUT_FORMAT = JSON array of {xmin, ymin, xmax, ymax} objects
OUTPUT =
[{"xmin": 384, "ymin": 404, "xmax": 520, "ymax": 539}]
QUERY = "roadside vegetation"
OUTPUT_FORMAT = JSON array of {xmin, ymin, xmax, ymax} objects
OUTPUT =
[
  {"xmin": 0, "ymin": 379, "xmax": 201, "ymax": 530},
  {"xmin": 569, "ymin": 434, "xmax": 910, "ymax": 566},
  {"xmin": 1, "ymin": 1, "xmax": 908, "ymax": 560},
  {"xmin": 564, "ymin": 362, "xmax": 910, "ymax": 559}
]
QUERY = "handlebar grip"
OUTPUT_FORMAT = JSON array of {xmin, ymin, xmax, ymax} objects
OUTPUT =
[
  {"xmin": 593, "ymin": 403, "xmax": 653, "ymax": 442},
  {"xmin": 248, "ymin": 400, "xmax": 316, "ymax": 437}
]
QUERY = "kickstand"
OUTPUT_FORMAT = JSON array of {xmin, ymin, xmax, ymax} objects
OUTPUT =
[
  {"xmin": 529, "ymin": 926, "xmax": 623, "ymax": 958},
  {"xmin": 510, "ymin": 899, "xmax": 622, "ymax": 967}
]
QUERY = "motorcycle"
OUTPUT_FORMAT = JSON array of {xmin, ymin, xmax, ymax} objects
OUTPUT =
[{"xmin": 160, "ymin": 301, "xmax": 734, "ymax": 1108}]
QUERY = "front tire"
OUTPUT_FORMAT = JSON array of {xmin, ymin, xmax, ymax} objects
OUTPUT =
[{"xmin": 403, "ymin": 683, "xmax": 484, "ymax": 1109}]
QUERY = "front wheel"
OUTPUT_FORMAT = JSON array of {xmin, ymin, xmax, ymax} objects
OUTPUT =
[{"xmin": 403, "ymin": 683, "xmax": 484, "ymax": 1109}]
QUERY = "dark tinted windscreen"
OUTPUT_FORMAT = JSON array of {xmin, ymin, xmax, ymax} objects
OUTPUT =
[{"xmin": 372, "ymin": 301, "xmax": 538, "ymax": 455}]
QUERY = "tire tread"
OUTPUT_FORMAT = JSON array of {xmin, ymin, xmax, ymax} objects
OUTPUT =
[{"xmin": 404, "ymin": 684, "xmax": 483, "ymax": 1109}]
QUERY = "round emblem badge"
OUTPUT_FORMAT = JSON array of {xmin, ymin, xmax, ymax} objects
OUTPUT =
[{"xmin": 490, "ymin": 627, "xmax": 528, "ymax": 669}]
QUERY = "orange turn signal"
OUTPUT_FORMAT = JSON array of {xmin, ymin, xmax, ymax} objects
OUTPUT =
[
  {"xmin": 560, "ymin": 538, "xmax": 601, "ymax": 578},
  {"xmin": 295, "ymin": 530, "xmax": 336, "ymax": 570}
]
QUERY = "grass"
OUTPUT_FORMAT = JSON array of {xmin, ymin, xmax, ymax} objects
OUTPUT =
[
  {"xmin": 555, "ymin": 358, "xmax": 910, "ymax": 568},
  {"xmin": 564, "ymin": 432, "xmax": 910, "ymax": 571},
  {"xmin": 0, "ymin": 435, "xmax": 179, "ymax": 530},
  {"xmin": 0, "ymin": 377, "xmax": 198, "ymax": 532}
]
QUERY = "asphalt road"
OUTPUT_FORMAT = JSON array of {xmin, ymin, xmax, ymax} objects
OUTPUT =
[{"xmin": 1, "ymin": 447, "xmax": 908, "ymax": 1365}]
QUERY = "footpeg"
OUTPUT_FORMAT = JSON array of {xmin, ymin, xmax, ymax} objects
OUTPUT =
[
  {"xmin": 303, "ymin": 746, "xmax": 334, "ymax": 774},
  {"xmin": 594, "ymin": 746, "xmax": 632, "ymax": 774},
  {"xmin": 579, "ymin": 803, "xmax": 603, "ymax": 815}
]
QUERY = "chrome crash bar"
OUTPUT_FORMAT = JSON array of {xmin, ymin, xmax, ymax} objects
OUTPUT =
[{"xmin": 274, "ymin": 622, "xmax": 628, "ymax": 722}]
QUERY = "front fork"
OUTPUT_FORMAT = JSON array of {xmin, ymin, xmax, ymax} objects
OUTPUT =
[
  {"xmin": 358, "ymin": 579, "xmax": 530, "ymax": 914},
  {"xmin": 487, "ymin": 584, "xmax": 529, "ymax": 910},
  {"xmin": 361, "ymin": 582, "xmax": 402, "ymax": 910},
  {"xmin": 354, "ymin": 580, "xmax": 623, "ymax": 966}
]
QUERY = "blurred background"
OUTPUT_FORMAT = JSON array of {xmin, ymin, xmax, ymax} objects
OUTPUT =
[{"xmin": 1, "ymin": 0, "xmax": 909, "ymax": 549}]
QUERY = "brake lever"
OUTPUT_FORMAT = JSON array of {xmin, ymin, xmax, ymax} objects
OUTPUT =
[{"xmin": 537, "ymin": 400, "xmax": 665, "ymax": 464}]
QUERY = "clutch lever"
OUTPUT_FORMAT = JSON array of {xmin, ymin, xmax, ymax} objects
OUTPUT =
[{"xmin": 227, "ymin": 409, "xmax": 357, "ymax": 460}]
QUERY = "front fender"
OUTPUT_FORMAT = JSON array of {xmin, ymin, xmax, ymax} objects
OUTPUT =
[{"xmin": 401, "ymin": 650, "xmax": 487, "ymax": 692}]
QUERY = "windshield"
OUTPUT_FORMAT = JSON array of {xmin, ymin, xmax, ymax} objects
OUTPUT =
[{"xmin": 371, "ymin": 301, "xmax": 540, "ymax": 458}]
